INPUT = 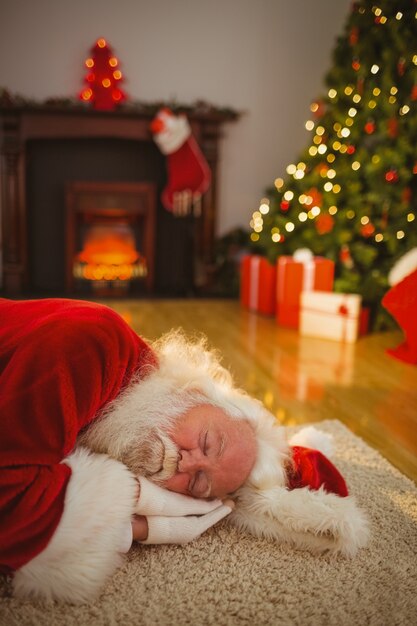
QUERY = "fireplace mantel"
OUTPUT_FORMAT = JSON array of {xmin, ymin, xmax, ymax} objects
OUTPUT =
[{"xmin": 0, "ymin": 104, "xmax": 239, "ymax": 294}]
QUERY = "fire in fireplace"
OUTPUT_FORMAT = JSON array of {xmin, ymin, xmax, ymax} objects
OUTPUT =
[
  {"xmin": 73, "ymin": 221, "xmax": 147, "ymax": 294},
  {"xmin": 66, "ymin": 181, "xmax": 156, "ymax": 296}
]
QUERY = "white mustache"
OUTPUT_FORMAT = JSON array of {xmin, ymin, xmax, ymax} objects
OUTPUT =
[{"xmin": 151, "ymin": 431, "xmax": 180, "ymax": 482}]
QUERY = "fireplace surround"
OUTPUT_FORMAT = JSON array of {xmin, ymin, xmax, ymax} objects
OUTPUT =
[{"xmin": 0, "ymin": 104, "xmax": 238, "ymax": 296}]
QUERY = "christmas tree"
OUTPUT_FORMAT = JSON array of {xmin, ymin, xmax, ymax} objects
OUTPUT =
[
  {"xmin": 250, "ymin": 0, "xmax": 417, "ymax": 328},
  {"xmin": 80, "ymin": 38, "xmax": 127, "ymax": 111}
]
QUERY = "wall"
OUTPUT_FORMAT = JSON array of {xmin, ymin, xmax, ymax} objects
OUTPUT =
[{"xmin": 0, "ymin": 0, "xmax": 350, "ymax": 236}]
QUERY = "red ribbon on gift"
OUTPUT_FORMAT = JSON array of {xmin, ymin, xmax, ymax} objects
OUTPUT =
[
  {"xmin": 301, "ymin": 296, "xmax": 359, "ymax": 343},
  {"xmin": 249, "ymin": 257, "xmax": 261, "ymax": 310},
  {"xmin": 240, "ymin": 255, "xmax": 276, "ymax": 315},
  {"xmin": 338, "ymin": 302, "xmax": 349, "ymax": 342}
]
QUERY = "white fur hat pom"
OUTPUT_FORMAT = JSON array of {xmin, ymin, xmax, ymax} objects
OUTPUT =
[
  {"xmin": 388, "ymin": 247, "xmax": 417, "ymax": 286},
  {"xmin": 289, "ymin": 426, "xmax": 334, "ymax": 458}
]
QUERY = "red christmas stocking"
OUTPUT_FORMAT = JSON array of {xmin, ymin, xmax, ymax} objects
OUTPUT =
[
  {"xmin": 382, "ymin": 268, "xmax": 417, "ymax": 364},
  {"xmin": 150, "ymin": 108, "xmax": 211, "ymax": 217}
]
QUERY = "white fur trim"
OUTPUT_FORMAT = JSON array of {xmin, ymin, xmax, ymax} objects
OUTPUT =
[
  {"xmin": 120, "ymin": 523, "xmax": 134, "ymax": 553},
  {"xmin": 289, "ymin": 426, "xmax": 334, "ymax": 458},
  {"xmin": 154, "ymin": 114, "xmax": 191, "ymax": 154},
  {"xmin": 388, "ymin": 247, "xmax": 417, "ymax": 286},
  {"xmin": 229, "ymin": 484, "xmax": 370, "ymax": 557},
  {"xmin": 13, "ymin": 448, "xmax": 137, "ymax": 604}
]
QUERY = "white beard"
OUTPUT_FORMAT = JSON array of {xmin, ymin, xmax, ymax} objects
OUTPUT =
[
  {"xmin": 77, "ymin": 328, "xmax": 289, "ymax": 490},
  {"xmin": 77, "ymin": 368, "xmax": 207, "ymax": 484}
]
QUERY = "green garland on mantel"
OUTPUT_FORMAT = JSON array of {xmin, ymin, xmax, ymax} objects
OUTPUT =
[{"xmin": 0, "ymin": 87, "xmax": 240, "ymax": 120}]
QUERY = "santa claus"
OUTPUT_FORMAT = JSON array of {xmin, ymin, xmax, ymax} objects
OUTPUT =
[{"xmin": 0, "ymin": 298, "xmax": 369, "ymax": 604}]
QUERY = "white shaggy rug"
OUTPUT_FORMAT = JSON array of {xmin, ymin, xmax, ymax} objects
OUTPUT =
[{"xmin": 1, "ymin": 420, "xmax": 416, "ymax": 626}]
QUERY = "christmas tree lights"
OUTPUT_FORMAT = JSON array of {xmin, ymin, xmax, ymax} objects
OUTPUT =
[
  {"xmin": 250, "ymin": 0, "xmax": 417, "ymax": 327},
  {"xmin": 79, "ymin": 38, "xmax": 127, "ymax": 111}
]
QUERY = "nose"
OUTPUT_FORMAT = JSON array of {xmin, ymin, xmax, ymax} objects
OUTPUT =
[{"xmin": 178, "ymin": 448, "xmax": 206, "ymax": 474}]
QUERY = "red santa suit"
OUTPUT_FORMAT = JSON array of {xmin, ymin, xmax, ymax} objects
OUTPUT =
[{"xmin": 0, "ymin": 298, "xmax": 157, "ymax": 601}]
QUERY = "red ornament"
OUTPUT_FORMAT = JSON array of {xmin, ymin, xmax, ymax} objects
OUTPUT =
[
  {"xmin": 381, "ymin": 203, "xmax": 389, "ymax": 229},
  {"xmin": 280, "ymin": 200, "xmax": 290, "ymax": 211},
  {"xmin": 79, "ymin": 38, "xmax": 127, "ymax": 111},
  {"xmin": 397, "ymin": 57, "xmax": 406, "ymax": 76},
  {"xmin": 316, "ymin": 162, "xmax": 329, "ymax": 175},
  {"xmin": 349, "ymin": 27, "xmax": 359, "ymax": 45},
  {"xmin": 411, "ymin": 85, "xmax": 417, "ymax": 101},
  {"xmin": 360, "ymin": 223, "xmax": 375, "ymax": 238},
  {"xmin": 112, "ymin": 89, "xmax": 123, "ymax": 102},
  {"xmin": 364, "ymin": 120, "xmax": 375, "ymax": 134},
  {"xmin": 340, "ymin": 244, "xmax": 354, "ymax": 269},
  {"xmin": 413, "ymin": 163, "xmax": 417, "ymax": 175},
  {"xmin": 347, "ymin": 145, "xmax": 356, "ymax": 155},
  {"xmin": 385, "ymin": 169, "xmax": 399, "ymax": 183},
  {"xmin": 352, "ymin": 58, "xmax": 361, "ymax": 71},
  {"xmin": 306, "ymin": 187, "xmax": 323, "ymax": 208},
  {"xmin": 315, "ymin": 213, "xmax": 335, "ymax": 235},
  {"xmin": 388, "ymin": 118, "xmax": 399, "ymax": 138},
  {"xmin": 402, "ymin": 187, "xmax": 412, "ymax": 203},
  {"xmin": 312, "ymin": 99, "xmax": 326, "ymax": 119}
]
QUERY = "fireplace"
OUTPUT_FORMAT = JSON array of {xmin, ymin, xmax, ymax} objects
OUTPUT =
[
  {"xmin": 0, "ymin": 104, "xmax": 238, "ymax": 296},
  {"xmin": 66, "ymin": 181, "xmax": 155, "ymax": 296}
]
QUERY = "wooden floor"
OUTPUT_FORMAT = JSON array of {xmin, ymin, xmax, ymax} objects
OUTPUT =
[{"xmin": 101, "ymin": 298, "xmax": 417, "ymax": 484}]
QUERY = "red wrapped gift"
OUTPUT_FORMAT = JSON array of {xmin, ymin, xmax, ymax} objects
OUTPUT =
[
  {"xmin": 276, "ymin": 255, "xmax": 334, "ymax": 328},
  {"xmin": 359, "ymin": 306, "xmax": 370, "ymax": 336},
  {"xmin": 240, "ymin": 255, "xmax": 276, "ymax": 316}
]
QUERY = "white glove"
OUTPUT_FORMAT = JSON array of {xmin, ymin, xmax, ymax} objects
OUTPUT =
[
  {"xmin": 135, "ymin": 476, "xmax": 223, "ymax": 516},
  {"xmin": 141, "ymin": 502, "xmax": 234, "ymax": 545}
]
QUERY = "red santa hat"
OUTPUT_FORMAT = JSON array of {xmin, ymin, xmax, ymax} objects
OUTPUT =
[{"xmin": 150, "ymin": 108, "xmax": 211, "ymax": 216}]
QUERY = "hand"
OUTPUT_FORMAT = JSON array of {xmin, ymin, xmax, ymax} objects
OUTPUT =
[
  {"xmin": 135, "ymin": 476, "xmax": 224, "ymax": 517},
  {"xmin": 139, "ymin": 500, "xmax": 234, "ymax": 545},
  {"xmin": 132, "ymin": 515, "xmax": 149, "ymax": 542}
]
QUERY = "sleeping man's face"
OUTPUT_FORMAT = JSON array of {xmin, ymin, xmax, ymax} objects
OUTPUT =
[{"xmin": 158, "ymin": 405, "xmax": 257, "ymax": 499}]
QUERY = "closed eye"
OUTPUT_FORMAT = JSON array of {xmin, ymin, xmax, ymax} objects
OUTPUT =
[
  {"xmin": 203, "ymin": 430, "xmax": 209, "ymax": 455},
  {"xmin": 199, "ymin": 429, "xmax": 209, "ymax": 455},
  {"xmin": 190, "ymin": 471, "xmax": 210, "ymax": 497}
]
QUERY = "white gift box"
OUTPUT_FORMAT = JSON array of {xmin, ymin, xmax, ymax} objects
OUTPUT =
[{"xmin": 300, "ymin": 291, "xmax": 362, "ymax": 343}]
